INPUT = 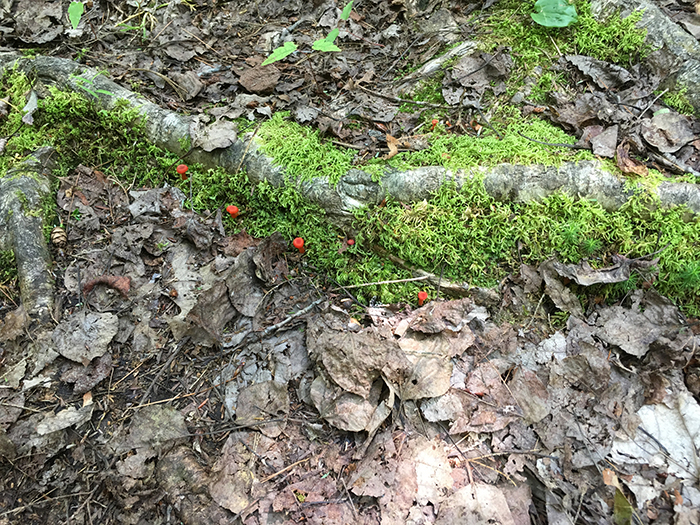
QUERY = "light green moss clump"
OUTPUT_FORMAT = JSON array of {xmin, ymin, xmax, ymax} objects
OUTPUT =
[
  {"xmin": 359, "ymin": 181, "xmax": 700, "ymax": 313},
  {"xmin": 661, "ymin": 86, "xmax": 695, "ymax": 116},
  {"xmin": 256, "ymin": 112, "xmax": 353, "ymax": 185}
]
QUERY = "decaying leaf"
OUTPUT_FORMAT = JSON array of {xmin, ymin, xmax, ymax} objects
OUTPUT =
[
  {"xmin": 60, "ymin": 353, "xmax": 113, "ymax": 394},
  {"xmin": 209, "ymin": 433, "xmax": 255, "ymax": 513},
  {"xmin": 235, "ymin": 381, "xmax": 289, "ymax": 438},
  {"xmin": 82, "ymin": 274, "xmax": 131, "ymax": 298},
  {"xmin": 593, "ymin": 290, "xmax": 683, "ymax": 357},
  {"xmin": 252, "ymin": 232, "xmax": 289, "ymax": 285},
  {"xmin": 0, "ymin": 305, "xmax": 29, "ymax": 342},
  {"xmin": 641, "ymin": 111, "xmax": 695, "ymax": 153},
  {"xmin": 552, "ymin": 255, "xmax": 658, "ymax": 286},
  {"xmin": 52, "ymin": 311, "xmax": 119, "ymax": 365},
  {"xmin": 538, "ymin": 259, "xmax": 584, "ymax": 317},
  {"xmin": 384, "ymin": 134, "xmax": 399, "ymax": 160},
  {"xmin": 192, "ymin": 118, "xmax": 238, "ymax": 152},
  {"xmin": 616, "ymin": 141, "xmax": 648, "ymax": 176},
  {"xmin": 219, "ymin": 230, "xmax": 260, "ymax": 257},
  {"xmin": 186, "ymin": 280, "xmax": 237, "ymax": 346},
  {"xmin": 36, "ymin": 404, "xmax": 94, "ymax": 435},
  {"xmin": 21, "ymin": 90, "xmax": 38, "ymax": 125}
]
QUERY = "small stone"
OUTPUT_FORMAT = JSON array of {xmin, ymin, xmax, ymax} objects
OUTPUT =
[{"xmin": 238, "ymin": 65, "xmax": 280, "ymax": 94}]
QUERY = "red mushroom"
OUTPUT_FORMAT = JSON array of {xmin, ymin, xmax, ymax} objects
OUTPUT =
[
  {"xmin": 176, "ymin": 164, "xmax": 189, "ymax": 180},
  {"xmin": 293, "ymin": 237, "xmax": 305, "ymax": 254},
  {"xmin": 226, "ymin": 205, "xmax": 239, "ymax": 218},
  {"xmin": 347, "ymin": 239, "xmax": 355, "ymax": 246},
  {"xmin": 418, "ymin": 291, "xmax": 428, "ymax": 306}
]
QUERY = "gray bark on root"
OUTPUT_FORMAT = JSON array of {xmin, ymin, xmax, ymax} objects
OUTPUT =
[
  {"xmin": 0, "ymin": 52, "xmax": 699, "ymax": 319},
  {"xmin": 0, "ymin": 52, "xmax": 698, "ymax": 223},
  {"xmin": 0, "ymin": 147, "xmax": 56, "ymax": 323}
]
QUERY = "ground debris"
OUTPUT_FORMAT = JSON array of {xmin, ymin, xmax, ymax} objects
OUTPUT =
[{"xmin": 3, "ymin": 0, "xmax": 700, "ymax": 522}]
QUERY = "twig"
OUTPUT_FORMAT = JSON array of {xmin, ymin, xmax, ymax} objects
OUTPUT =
[
  {"xmin": 235, "ymin": 123, "xmax": 263, "ymax": 176},
  {"xmin": 524, "ymin": 293, "xmax": 546, "ymax": 331},
  {"xmin": 357, "ymin": 84, "xmax": 479, "ymax": 110},
  {"xmin": 259, "ymin": 456, "xmax": 310, "ymax": 483},
  {"xmin": 516, "ymin": 131, "xmax": 588, "ymax": 150},
  {"xmin": 636, "ymin": 89, "xmax": 667, "ymax": 121},
  {"xmin": 228, "ymin": 297, "xmax": 325, "ymax": 354},
  {"xmin": 130, "ymin": 68, "xmax": 188, "ymax": 101},
  {"xmin": 379, "ymin": 34, "xmax": 424, "ymax": 80},
  {"xmin": 137, "ymin": 337, "xmax": 190, "ymax": 407},
  {"xmin": 333, "ymin": 275, "xmax": 430, "ymax": 290},
  {"xmin": 340, "ymin": 476, "xmax": 358, "ymax": 517},
  {"xmin": 181, "ymin": 27, "xmax": 222, "ymax": 56},
  {"xmin": 259, "ymin": 297, "xmax": 324, "ymax": 338}
]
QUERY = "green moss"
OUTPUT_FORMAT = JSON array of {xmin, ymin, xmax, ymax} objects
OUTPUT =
[
  {"xmin": 574, "ymin": 2, "xmax": 650, "ymax": 65},
  {"xmin": 358, "ymin": 181, "xmax": 700, "ymax": 314},
  {"xmin": 1, "ymin": 65, "xmax": 699, "ymax": 317},
  {"xmin": 0, "ymin": 250, "xmax": 16, "ymax": 286},
  {"xmin": 256, "ymin": 113, "xmax": 354, "ymax": 185},
  {"xmin": 661, "ymin": 86, "xmax": 695, "ymax": 116},
  {"xmin": 255, "ymin": 106, "xmax": 595, "ymax": 182},
  {"xmin": 478, "ymin": 0, "xmax": 651, "ymax": 104}
]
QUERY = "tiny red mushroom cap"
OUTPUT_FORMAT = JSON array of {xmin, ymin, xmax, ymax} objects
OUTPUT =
[
  {"xmin": 226, "ymin": 205, "xmax": 239, "ymax": 218},
  {"xmin": 347, "ymin": 239, "xmax": 355, "ymax": 246},
  {"xmin": 417, "ymin": 291, "xmax": 428, "ymax": 306},
  {"xmin": 293, "ymin": 237, "xmax": 305, "ymax": 254},
  {"xmin": 176, "ymin": 164, "xmax": 189, "ymax": 180}
]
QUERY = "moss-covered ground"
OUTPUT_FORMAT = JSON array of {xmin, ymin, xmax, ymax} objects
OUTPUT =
[{"xmin": 1, "ymin": 0, "xmax": 699, "ymax": 316}]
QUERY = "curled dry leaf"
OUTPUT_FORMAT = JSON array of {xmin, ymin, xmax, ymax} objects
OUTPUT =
[
  {"xmin": 83, "ymin": 275, "xmax": 131, "ymax": 298},
  {"xmin": 384, "ymin": 133, "xmax": 399, "ymax": 160},
  {"xmin": 616, "ymin": 141, "xmax": 648, "ymax": 176}
]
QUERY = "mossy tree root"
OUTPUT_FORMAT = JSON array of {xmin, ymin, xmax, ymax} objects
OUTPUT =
[
  {"xmin": 0, "ymin": 147, "xmax": 55, "ymax": 323},
  {"xmin": 1, "ymin": 53, "xmax": 700, "ymax": 224}
]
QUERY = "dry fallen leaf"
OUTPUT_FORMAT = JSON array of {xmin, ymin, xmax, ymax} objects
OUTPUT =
[
  {"xmin": 616, "ymin": 141, "xmax": 648, "ymax": 176},
  {"xmin": 83, "ymin": 274, "xmax": 131, "ymax": 298},
  {"xmin": 384, "ymin": 133, "xmax": 399, "ymax": 160}
]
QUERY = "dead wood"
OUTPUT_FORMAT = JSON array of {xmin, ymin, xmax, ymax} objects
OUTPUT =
[{"xmin": 0, "ymin": 146, "xmax": 56, "ymax": 323}]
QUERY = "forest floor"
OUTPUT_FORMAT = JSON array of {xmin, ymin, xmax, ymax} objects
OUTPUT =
[{"xmin": 1, "ymin": 0, "xmax": 700, "ymax": 524}]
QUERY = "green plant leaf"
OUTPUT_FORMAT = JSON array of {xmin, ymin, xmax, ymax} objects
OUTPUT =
[
  {"xmin": 313, "ymin": 28, "xmax": 341, "ymax": 52},
  {"xmin": 341, "ymin": 1, "xmax": 354, "ymax": 21},
  {"xmin": 261, "ymin": 41, "xmax": 298, "ymax": 66},
  {"xmin": 326, "ymin": 28, "xmax": 340, "ymax": 44},
  {"xmin": 68, "ymin": 1, "xmax": 84, "ymax": 30},
  {"xmin": 613, "ymin": 489, "xmax": 633, "ymax": 525},
  {"xmin": 531, "ymin": 0, "xmax": 578, "ymax": 28},
  {"xmin": 312, "ymin": 39, "xmax": 342, "ymax": 52}
]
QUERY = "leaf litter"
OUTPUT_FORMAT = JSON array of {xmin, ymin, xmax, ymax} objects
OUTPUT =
[
  {"xmin": 2, "ymin": 0, "xmax": 700, "ymax": 523},
  {"xmin": 4, "ymin": 163, "xmax": 699, "ymax": 521}
]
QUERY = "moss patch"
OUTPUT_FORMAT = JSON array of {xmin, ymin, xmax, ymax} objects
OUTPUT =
[{"xmin": 1, "ymin": 58, "xmax": 699, "ymax": 316}]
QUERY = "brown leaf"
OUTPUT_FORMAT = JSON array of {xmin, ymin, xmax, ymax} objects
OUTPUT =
[
  {"xmin": 383, "ymin": 134, "xmax": 399, "ymax": 160},
  {"xmin": 219, "ymin": 230, "xmax": 260, "ymax": 257},
  {"xmin": 83, "ymin": 275, "xmax": 131, "ymax": 298},
  {"xmin": 616, "ymin": 141, "xmax": 648, "ymax": 176},
  {"xmin": 0, "ymin": 306, "xmax": 29, "ymax": 342}
]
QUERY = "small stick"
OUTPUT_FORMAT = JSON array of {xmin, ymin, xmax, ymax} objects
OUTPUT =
[
  {"xmin": 517, "ymin": 131, "xmax": 587, "ymax": 149},
  {"xmin": 137, "ymin": 337, "xmax": 190, "ymax": 407},
  {"xmin": 636, "ymin": 89, "xmax": 667, "ymax": 121},
  {"xmin": 259, "ymin": 456, "xmax": 310, "ymax": 483},
  {"xmin": 333, "ymin": 275, "xmax": 430, "ymax": 290}
]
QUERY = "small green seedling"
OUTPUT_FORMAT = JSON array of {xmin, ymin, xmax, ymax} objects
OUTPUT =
[
  {"xmin": 262, "ymin": 41, "xmax": 299, "ymax": 66},
  {"xmin": 68, "ymin": 1, "xmax": 84, "ymax": 30},
  {"xmin": 531, "ymin": 0, "xmax": 578, "ymax": 28},
  {"xmin": 312, "ymin": 28, "xmax": 341, "ymax": 53},
  {"xmin": 262, "ymin": 1, "xmax": 353, "ymax": 66}
]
